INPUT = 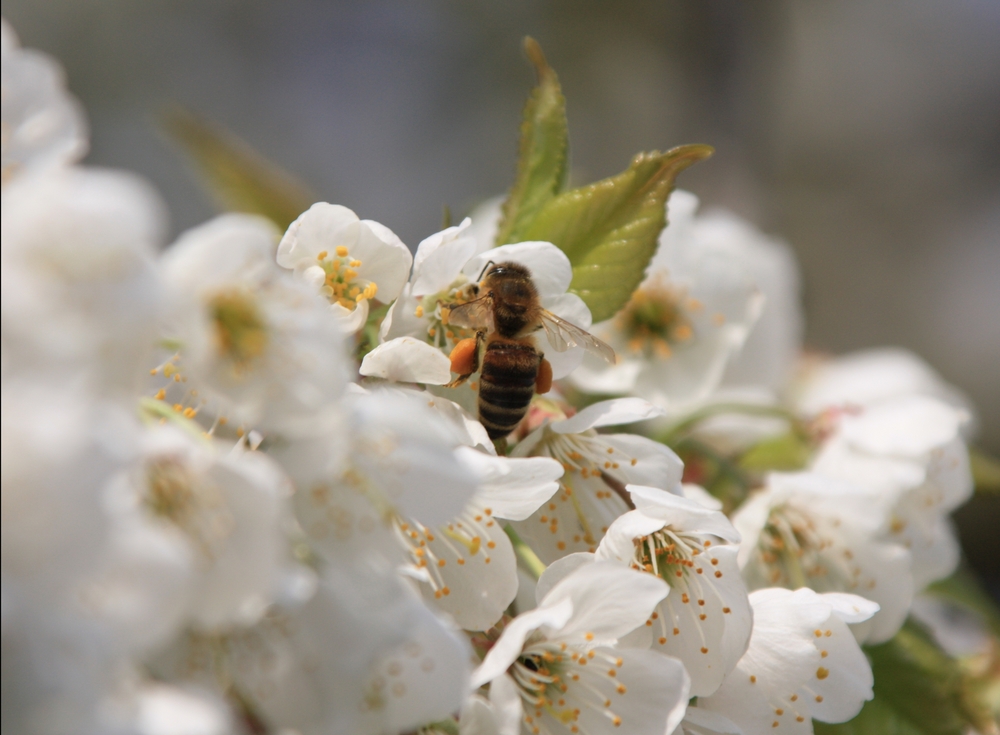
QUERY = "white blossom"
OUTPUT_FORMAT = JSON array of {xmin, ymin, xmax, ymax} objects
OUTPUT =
[
  {"xmin": 1, "ymin": 166, "xmax": 166, "ymax": 398},
  {"xmin": 809, "ymin": 394, "xmax": 973, "ymax": 589},
  {"xmin": 790, "ymin": 347, "xmax": 974, "ymax": 422},
  {"xmin": 696, "ymin": 588, "xmax": 877, "ymax": 735},
  {"xmin": 360, "ymin": 335, "xmax": 453, "ymax": 385},
  {"xmin": 732, "ymin": 472, "xmax": 913, "ymax": 644},
  {"xmin": 473, "ymin": 561, "xmax": 690, "ymax": 735},
  {"xmin": 400, "ymin": 447, "xmax": 562, "ymax": 631},
  {"xmin": 110, "ymin": 425, "xmax": 294, "ymax": 631},
  {"xmin": 278, "ymin": 202, "xmax": 412, "ymax": 332},
  {"xmin": 510, "ymin": 398, "xmax": 683, "ymax": 563},
  {"xmin": 158, "ymin": 563, "xmax": 471, "ymax": 735},
  {"xmin": 596, "ymin": 485, "xmax": 752, "ymax": 697},
  {"xmin": 1, "ymin": 18, "xmax": 87, "ymax": 182},
  {"xmin": 159, "ymin": 213, "xmax": 349, "ymax": 432},
  {"xmin": 570, "ymin": 190, "xmax": 763, "ymax": 410},
  {"xmin": 383, "ymin": 233, "xmax": 592, "ymax": 379},
  {"xmin": 380, "ymin": 217, "xmax": 486, "ymax": 346}
]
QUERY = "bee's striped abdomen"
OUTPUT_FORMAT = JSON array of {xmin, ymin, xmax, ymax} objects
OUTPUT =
[{"xmin": 478, "ymin": 339, "xmax": 540, "ymax": 440}]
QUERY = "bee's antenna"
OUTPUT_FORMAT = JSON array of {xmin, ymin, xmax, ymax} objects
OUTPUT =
[{"xmin": 477, "ymin": 260, "xmax": 496, "ymax": 281}]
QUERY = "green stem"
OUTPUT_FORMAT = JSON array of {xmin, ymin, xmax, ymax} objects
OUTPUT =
[{"xmin": 504, "ymin": 524, "xmax": 547, "ymax": 580}]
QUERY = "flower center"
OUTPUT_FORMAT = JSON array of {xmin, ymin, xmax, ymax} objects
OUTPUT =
[
  {"xmin": 511, "ymin": 638, "xmax": 628, "ymax": 733},
  {"xmin": 631, "ymin": 528, "xmax": 702, "ymax": 586},
  {"xmin": 315, "ymin": 245, "xmax": 378, "ymax": 310},
  {"xmin": 209, "ymin": 289, "xmax": 268, "ymax": 368},
  {"xmin": 615, "ymin": 278, "xmax": 695, "ymax": 357},
  {"xmin": 416, "ymin": 276, "xmax": 480, "ymax": 349},
  {"xmin": 753, "ymin": 504, "xmax": 867, "ymax": 592},
  {"xmin": 392, "ymin": 503, "xmax": 499, "ymax": 599},
  {"xmin": 145, "ymin": 458, "xmax": 234, "ymax": 558}
]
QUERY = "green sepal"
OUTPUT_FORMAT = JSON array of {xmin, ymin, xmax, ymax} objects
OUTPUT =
[
  {"xmin": 164, "ymin": 108, "xmax": 314, "ymax": 231},
  {"xmin": 495, "ymin": 38, "xmax": 569, "ymax": 246},
  {"xmin": 816, "ymin": 618, "xmax": 993, "ymax": 735},
  {"xmin": 518, "ymin": 146, "xmax": 714, "ymax": 322}
]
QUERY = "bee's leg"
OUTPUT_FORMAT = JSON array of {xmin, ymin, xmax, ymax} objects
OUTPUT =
[
  {"xmin": 445, "ymin": 330, "xmax": 485, "ymax": 388},
  {"xmin": 535, "ymin": 355, "xmax": 553, "ymax": 394}
]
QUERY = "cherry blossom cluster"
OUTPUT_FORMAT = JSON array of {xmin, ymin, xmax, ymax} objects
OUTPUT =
[{"xmin": 1, "ymin": 18, "xmax": 979, "ymax": 735}]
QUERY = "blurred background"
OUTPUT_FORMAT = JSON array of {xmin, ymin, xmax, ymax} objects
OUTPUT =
[{"xmin": 5, "ymin": 0, "xmax": 998, "ymax": 590}]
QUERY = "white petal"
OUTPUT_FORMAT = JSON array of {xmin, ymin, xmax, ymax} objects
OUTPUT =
[
  {"xmin": 535, "ymin": 552, "xmax": 598, "ymax": 604},
  {"xmin": 822, "ymin": 593, "xmax": 881, "ymax": 624},
  {"xmin": 361, "ymin": 603, "xmax": 471, "ymax": 734},
  {"xmin": 348, "ymin": 390, "xmax": 478, "ymax": 526},
  {"xmin": 277, "ymin": 202, "xmax": 360, "ymax": 269},
  {"xmin": 457, "ymin": 448, "xmax": 562, "ymax": 521},
  {"xmin": 464, "ymin": 241, "xmax": 573, "ymax": 299},
  {"xmin": 548, "ymin": 648, "xmax": 690, "ymax": 735},
  {"xmin": 331, "ymin": 296, "xmax": 369, "ymax": 333},
  {"xmin": 630, "ymin": 485, "xmax": 742, "ymax": 543},
  {"xmin": 682, "ymin": 484, "xmax": 724, "ymax": 511},
  {"xmin": 698, "ymin": 588, "xmax": 874, "ymax": 733},
  {"xmin": 460, "ymin": 695, "xmax": 500, "ymax": 735},
  {"xmin": 595, "ymin": 511, "xmax": 665, "ymax": 563},
  {"xmin": 542, "ymin": 561, "xmax": 669, "ymax": 643},
  {"xmin": 677, "ymin": 707, "xmax": 743, "ymax": 735},
  {"xmin": 569, "ymin": 356, "xmax": 644, "ymax": 395},
  {"xmin": 552, "ymin": 398, "xmax": 664, "ymax": 434},
  {"xmin": 652, "ymin": 545, "xmax": 752, "ymax": 697},
  {"xmin": 472, "ymin": 598, "xmax": 575, "ymax": 687},
  {"xmin": 840, "ymin": 395, "xmax": 965, "ymax": 458},
  {"xmin": 360, "ymin": 337, "xmax": 452, "ymax": 384},
  {"xmin": 136, "ymin": 684, "xmax": 231, "ymax": 735},
  {"xmin": 792, "ymin": 347, "xmax": 971, "ymax": 417},
  {"xmin": 510, "ymin": 472, "xmax": 630, "ymax": 564},
  {"xmin": 355, "ymin": 218, "xmax": 412, "ymax": 302},
  {"xmin": 424, "ymin": 394, "xmax": 495, "ymax": 454},
  {"xmin": 411, "ymin": 218, "xmax": 479, "ymax": 295},
  {"xmin": 423, "ymin": 502, "xmax": 519, "ymax": 631},
  {"xmin": 602, "ymin": 434, "xmax": 684, "ymax": 492},
  {"xmin": 487, "ymin": 674, "xmax": 524, "ymax": 735}
]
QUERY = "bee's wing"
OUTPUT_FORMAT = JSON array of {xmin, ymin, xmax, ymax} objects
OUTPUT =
[
  {"xmin": 540, "ymin": 309, "xmax": 616, "ymax": 363},
  {"xmin": 443, "ymin": 294, "xmax": 493, "ymax": 330}
]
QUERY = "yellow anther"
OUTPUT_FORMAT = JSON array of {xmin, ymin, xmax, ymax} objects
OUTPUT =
[
  {"xmin": 317, "ymin": 250, "xmax": 328, "ymax": 260},
  {"xmin": 335, "ymin": 246, "xmax": 349, "ymax": 257}
]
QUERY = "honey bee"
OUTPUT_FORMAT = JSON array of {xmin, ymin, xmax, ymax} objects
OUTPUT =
[{"xmin": 444, "ymin": 261, "xmax": 615, "ymax": 440}]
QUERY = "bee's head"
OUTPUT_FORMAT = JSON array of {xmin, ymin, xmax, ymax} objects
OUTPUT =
[{"xmin": 480, "ymin": 260, "xmax": 532, "ymax": 283}]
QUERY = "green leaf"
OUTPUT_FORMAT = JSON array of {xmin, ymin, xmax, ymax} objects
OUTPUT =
[
  {"xmin": 164, "ymin": 108, "xmax": 314, "ymax": 231},
  {"xmin": 495, "ymin": 38, "xmax": 569, "ymax": 246},
  {"xmin": 518, "ymin": 146, "xmax": 713, "ymax": 322},
  {"xmin": 970, "ymin": 447, "xmax": 1000, "ymax": 494},
  {"xmin": 816, "ymin": 618, "xmax": 993, "ymax": 735},
  {"xmin": 739, "ymin": 431, "xmax": 812, "ymax": 472}
]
